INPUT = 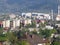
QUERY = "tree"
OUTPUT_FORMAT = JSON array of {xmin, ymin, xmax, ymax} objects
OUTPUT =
[
  {"xmin": 39, "ymin": 29, "xmax": 57, "ymax": 38},
  {"xmin": 31, "ymin": 29, "xmax": 37, "ymax": 35},
  {"xmin": 0, "ymin": 28, "xmax": 3, "ymax": 34},
  {"xmin": 19, "ymin": 40, "xmax": 30, "ymax": 45},
  {"xmin": 51, "ymin": 41, "xmax": 60, "ymax": 45},
  {"xmin": 6, "ymin": 32, "xmax": 18, "ymax": 45},
  {"xmin": 30, "ymin": 21, "xmax": 36, "ymax": 28},
  {"xmin": 0, "ymin": 34, "xmax": 7, "ymax": 41},
  {"xmin": 0, "ymin": 28, "xmax": 7, "ymax": 41}
]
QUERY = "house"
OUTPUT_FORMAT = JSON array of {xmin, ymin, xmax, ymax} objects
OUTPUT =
[{"xmin": 0, "ymin": 41, "xmax": 3, "ymax": 45}]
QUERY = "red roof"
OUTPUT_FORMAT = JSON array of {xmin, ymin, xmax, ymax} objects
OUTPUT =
[
  {"xmin": 0, "ymin": 21, "xmax": 2, "ymax": 24},
  {"xmin": 0, "ymin": 42, "xmax": 3, "ymax": 45}
]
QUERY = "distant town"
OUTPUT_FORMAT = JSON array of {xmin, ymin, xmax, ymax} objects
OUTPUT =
[{"xmin": 0, "ymin": 6, "xmax": 60, "ymax": 45}]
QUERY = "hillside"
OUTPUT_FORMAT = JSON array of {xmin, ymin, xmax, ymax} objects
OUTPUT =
[{"xmin": 0, "ymin": 0, "xmax": 58, "ymax": 14}]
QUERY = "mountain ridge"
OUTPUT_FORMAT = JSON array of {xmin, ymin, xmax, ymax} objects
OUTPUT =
[{"xmin": 0, "ymin": 0, "xmax": 58, "ymax": 14}]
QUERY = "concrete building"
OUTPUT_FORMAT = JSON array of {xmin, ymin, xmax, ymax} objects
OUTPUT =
[
  {"xmin": 58, "ymin": 6, "xmax": 60, "ymax": 15},
  {"xmin": 24, "ymin": 19, "xmax": 31, "ymax": 26},
  {"xmin": 5, "ymin": 20, "xmax": 10, "ymax": 28},
  {"xmin": 56, "ymin": 15, "xmax": 60, "ymax": 21},
  {"xmin": 12, "ymin": 20, "xmax": 16, "ymax": 28},
  {"xmin": 32, "ymin": 13, "xmax": 51, "ymax": 20},
  {"xmin": 12, "ymin": 19, "xmax": 20, "ymax": 29},
  {"xmin": 44, "ymin": 14, "xmax": 51, "ymax": 20},
  {"xmin": 3, "ymin": 20, "xmax": 10, "ymax": 28},
  {"xmin": 16, "ymin": 19, "xmax": 20, "ymax": 27},
  {"xmin": 3, "ymin": 21, "xmax": 6, "ymax": 28},
  {"xmin": 55, "ymin": 5, "xmax": 60, "ymax": 27},
  {"xmin": 22, "ymin": 13, "xmax": 32, "ymax": 18},
  {"xmin": 2, "ymin": 20, "xmax": 10, "ymax": 29}
]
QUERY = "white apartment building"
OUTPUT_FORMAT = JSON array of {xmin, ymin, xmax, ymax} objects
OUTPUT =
[
  {"xmin": 3, "ymin": 20, "xmax": 10, "ymax": 28},
  {"xmin": 32, "ymin": 13, "xmax": 51, "ymax": 20},
  {"xmin": 12, "ymin": 20, "xmax": 16, "ymax": 28},
  {"xmin": 16, "ymin": 19, "xmax": 20, "ymax": 27},
  {"xmin": 12, "ymin": 19, "xmax": 20, "ymax": 29},
  {"xmin": 58, "ymin": 6, "xmax": 60, "ymax": 15},
  {"xmin": 22, "ymin": 13, "xmax": 32, "ymax": 18},
  {"xmin": 2, "ymin": 18, "xmax": 20, "ymax": 29},
  {"xmin": 24, "ymin": 19, "xmax": 32, "ymax": 26}
]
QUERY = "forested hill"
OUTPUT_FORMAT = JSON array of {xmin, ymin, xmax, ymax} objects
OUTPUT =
[{"xmin": 0, "ymin": 0, "xmax": 58, "ymax": 14}]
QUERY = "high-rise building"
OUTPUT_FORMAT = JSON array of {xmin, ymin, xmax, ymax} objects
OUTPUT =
[
  {"xmin": 3, "ymin": 20, "xmax": 10, "ymax": 29},
  {"xmin": 58, "ymin": 6, "xmax": 60, "ymax": 15},
  {"xmin": 12, "ymin": 19, "xmax": 20, "ymax": 29}
]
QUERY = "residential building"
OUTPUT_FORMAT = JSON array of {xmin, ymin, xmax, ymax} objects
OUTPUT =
[
  {"xmin": 11, "ymin": 18, "xmax": 20, "ymax": 29},
  {"xmin": 32, "ymin": 13, "xmax": 51, "ymax": 20},
  {"xmin": 2, "ymin": 20, "xmax": 10, "ymax": 29},
  {"xmin": 58, "ymin": 6, "xmax": 60, "ymax": 15},
  {"xmin": 22, "ymin": 13, "xmax": 32, "ymax": 18},
  {"xmin": 24, "ymin": 19, "xmax": 32, "ymax": 26}
]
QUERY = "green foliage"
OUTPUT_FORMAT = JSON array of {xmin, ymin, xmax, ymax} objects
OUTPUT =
[
  {"xmin": 0, "ymin": 28, "xmax": 7, "ymax": 41},
  {"xmin": 0, "ymin": 34, "xmax": 7, "ymax": 41},
  {"xmin": 40, "ymin": 22, "xmax": 45, "ymax": 28},
  {"xmin": 18, "ymin": 31, "xmax": 24, "ymax": 38},
  {"xmin": 31, "ymin": 29, "xmax": 37, "ymax": 35},
  {"xmin": 19, "ymin": 40, "xmax": 30, "ymax": 45},
  {"xmin": 6, "ymin": 32, "xmax": 18, "ymax": 45},
  {"xmin": 50, "ymin": 29, "xmax": 57, "ymax": 33},
  {"xmin": 26, "ymin": 21, "xmax": 36, "ymax": 28},
  {"xmin": 22, "ymin": 28, "xmax": 29, "ymax": 32},
  {"xmin": 39, "ymin": 29, "xmax": 57, "ymax": 38},
  {"xmin": 30, "ymin": 21, "xmax": 36, "ymax": 28},
  {"xmin": 0, "ymin": 28, "xmax": 3, "ymax": 34},
  {"xmin": 52, "ymin": 41, "xmax": 60, "ymax": 45},
  {"xmin": 26, "ymin": 24, "xmax": 31, "ymax": 28},
  {"xmin": 39, "ymin": 29, "xmax": 50, "ymax": 38},
  {"xmin": 0, "ymin": 28, "xmax": 3, "ymax": 30},
  {"xmin": 32, "ymin": 21, "xmax": 36, "ymax": 26}
]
